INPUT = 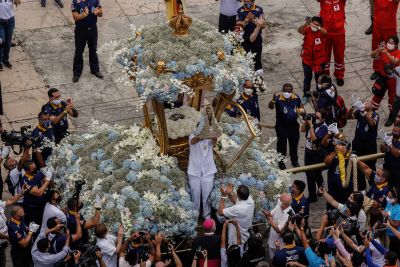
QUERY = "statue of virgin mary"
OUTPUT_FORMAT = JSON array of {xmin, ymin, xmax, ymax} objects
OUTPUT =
[{"xmin": 165, "ymin": 0, "xmax": 187, "ymax": 21}]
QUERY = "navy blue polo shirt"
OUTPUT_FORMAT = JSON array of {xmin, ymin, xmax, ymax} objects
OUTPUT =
[
  {"xmin": 272, "ymin": 246, "xmax": 308, "ymax": 267},
  {"xmin": 366, "ymin": 171, "xmax": 389, "ymax": 204},
  {"xmin": 71, "ymin": 0, "xmax": 101, "ymax": 28},
  {"xmin": 354, "ymin": 111, "xmax": 379, "ymax": 141},
  {"xmin": 384, "ymin": 140, "xmax": 400, "ymax": 171},
  {"xmin": 305, "ymin": 122, "xmax": 328, "ymax": 151},
  {"xmin": 32, "ymin": 125, "xmax": 55, "ymax": 163},
  {"xmin": 226, "ymin": 89, "xmax": 260, "ymax": 121},
  {"xmin": 316, "ymin": 91, "xmax": 335, "ymax": 110},
  {"xmin": 49, "ymin": 233, "xmax": 67, "ymax": 254},
  {"xmin": 291, "ymin": 194, "xmax": 309, "ymax": 216},
  {"xmin": 67, "ymin": 211, "xmax": 89, "ymax": 249},
  {"xmin": 20, "ymin": 171, "xmax": 46, "ymax": 208},
  {"xmin": 42, "ymin": 101, "xmax": 69, "ymax": 137},
  {"xmin": 237, "ymin": 5, "xmax": 264, "ymax": 44},
  {"xmin": 274, "ymin": 94, "xmax": 301, "ymax": 126},
  {"xmin": 8, "ymin": 218, "xmax": 30, "ymax": 254},
  {"xmin": 327, "ymin": 157, "xmax": 352, "ymax": 203}
]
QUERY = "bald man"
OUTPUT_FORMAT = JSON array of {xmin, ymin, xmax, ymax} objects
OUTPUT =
[{"xmin": 263, "ymin": 193, "xmax": 294, "ymax": 261}]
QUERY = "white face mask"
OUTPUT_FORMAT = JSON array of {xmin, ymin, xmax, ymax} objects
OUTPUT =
[
  {"xmin": 244, "ymin": 88, "xmax": 253, "ymax": 96},
  {"xmin": 317, "ymin": 83, "xmax": 323, "ymax": 90},
  {"xmin": 52, "ymin": 99, "xmax": 62, "ymax": 105},
  {"xmin": 387, "ymin": 196, "xmax": 395, "ymax": 204},
  {"xmin": 311, "ymin": 26, "xmax": 318, "ymax": 32},
  {"xmin": 283, "ymin": 92, "xmax": 292, "ymax": 99},
  {"xmin": 326, "ymin": 88, "xmax": 335, "ymax": 98},
  {"xmin": 387, "ymin": 43, "xmax": 395, "ymax": 51},
  {"xmin": 374, "ymin": 174, "xmax": 384, "ymax": 183}
]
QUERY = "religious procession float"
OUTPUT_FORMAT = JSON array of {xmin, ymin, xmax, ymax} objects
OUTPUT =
[{"xmin": 46, "ymin": 1, "xmax": 290, "ymax": 238}]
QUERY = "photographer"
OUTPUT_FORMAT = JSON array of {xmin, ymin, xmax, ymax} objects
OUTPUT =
[
  {"xmin": 3, "ymin": 141, "xmax": 31, "ymax": 203},
  {"xmin": 154, "ymin": 234, "xmax": 183, "ymax": 267},
  {"xmin": 118, "ymin": 232, "xmax": 153, "ymax": 267},
  {"xmin": 66, "ymin": 196, "xmax": 101, "ymax": 250},
  {"xmin": 31, "ymin": 224, "xmax": 70, "ymax": 266},
  {"xmin": 239, "ymin": 231, "xmax": 265, "ymax": 267},
  {"xmin": 20, "ymin": 160, "xmax": 52, "ymax": 225},
  {"xmin": 42, "ymin": 88, "xmax": 78, "ymax": 144},
  {"xmin": 300, "ymin": 109, "xmax": 328, "ymax": 202},
  {"xmin": 95, "ymin": 223, "xmax": 124, "ymax": 267},
  {"xmin": 272, "ymin": 233, "xmax": 307, "ymax": 267},
  {"xmin": 32, "ymin": 111, "xmax": 56, "ymax": 168},
  {"xmin": 192, "ymin": 218, "xmax": 221, "ymax": 266},
  {"xmin": 220, "ymin": 219, "xmax": 242, "ymax": 267},
  {"xmin": 268, "ymin": 83, "xmax": 303, "ymax": 169},
  {"xmin": 319, "ymin": 187, "xmax": 366, "ymax": 231},
  {"xmin": 41, "ymin": 190, "xmax": 67, "ymax": 234},
  {"xmin": 370, "ymin": 36, "xmax": 400, "ymax": 112}
]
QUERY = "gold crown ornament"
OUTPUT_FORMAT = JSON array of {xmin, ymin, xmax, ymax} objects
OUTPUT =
[{"xmin": 169, "ymin": 10, "xmax": 192, "ymax": 36}]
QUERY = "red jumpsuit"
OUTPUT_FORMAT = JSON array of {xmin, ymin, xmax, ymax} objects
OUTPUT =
[
  {"xmin": 319, "ymin": 0, "xmax": 346, "ymax": 79},
  {"xmin": 371, "ymin": 49, "xmax": 400, "ymax": 110},
  {"xmin": 372, "ymin": 0, "xmax": 399, "ymax": 72}
]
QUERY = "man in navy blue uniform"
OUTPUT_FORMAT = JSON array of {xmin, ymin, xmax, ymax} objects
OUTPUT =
[
  {"xmin": 19, "ymin": 161, "xmax": 52, "ymax": 225},
  {"xmin": 269, "ymin": 83, "xmax": 303, "ymax": 169},
  {"xmin": 66, "ymin": 196, "xmax": 101, "ymax": 250},
  {"xmin": 290, "ymin": 180, "xmax": 309, "ymax": 216},
  {"xmin": 381, "ymin": 122, "xmax": 400, "ymax": 187},
  {"xmin": 272, "ymin": 232, "xmax": 308, "ymax": 267},
  {"xmin": 71, "ymin": 0, "xmax": 103, "ymax": 83},
  {"xmin": 8, "ymin": 206, "xmax": 37, "ymax": 267},
  {"xmin": 300, "ymin": 109, "xmax": 329, "ymax": 202},
  {"xmin": 226, "ymin": 80, "xmax": 260, "ymax": 121},
  {"xmin": 32, "ymin": 111, "xmax": 55, "ymax": 168},
  {"xmin": 236, "ymin": 0, "xmax": 265, "ymax": 71},
  {"xmin": 42, "ymin": 88, "xmax": 79, "ymax": 144},
  {"xmin": 346, "ymin": 101, "xmax": 379, "ymax": 191}
]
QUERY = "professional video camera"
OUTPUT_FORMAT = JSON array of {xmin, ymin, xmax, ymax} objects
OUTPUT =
[
  {"xmin": 302, "ymin": 113, "xmax": 316, "ymax": 122},
  {"xmin": 1, "ymin": 125, "xmax": 33, "ymax": 154},
  {"xmin": 78, "ymin": 245, "xmax": 101, "ymax": 267}
]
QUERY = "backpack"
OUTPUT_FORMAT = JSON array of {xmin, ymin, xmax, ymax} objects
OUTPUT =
[{"xmin": 334, "ymin": 95, "xmax": 348, "ymax": 129}]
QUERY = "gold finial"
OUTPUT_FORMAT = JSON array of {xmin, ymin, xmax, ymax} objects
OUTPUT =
[
  {"xmin": 135, "ymin": 31, "xmax": 142, "ymax": 39},
  {"xmin": 150, "ymin": 61, "xmax": 175, "ymax": 75},
  {"xmin": 217, "ymin": 51, "xmax": 225, "ymax": 61},
  {"xmin": 169, "ymin": 10, "xmax": 192, "ymax": 36}
]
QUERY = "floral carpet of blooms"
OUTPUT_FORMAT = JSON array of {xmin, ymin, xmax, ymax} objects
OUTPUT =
[
  {"xmin": 211, "ymin": 114, "xmax": 291, "ymax": 223},
  {"xmin": 101, "ymin": 20, "xmax": 256, "ymax": 106},
  {"xmin": 47, "ymin": 121, "xmax": 198, "ymax": 237}
]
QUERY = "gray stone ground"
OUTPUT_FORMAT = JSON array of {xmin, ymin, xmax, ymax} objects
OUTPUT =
[{"xmin": 0, "ymin": 0, "xmax": 396, "ymax": 265}]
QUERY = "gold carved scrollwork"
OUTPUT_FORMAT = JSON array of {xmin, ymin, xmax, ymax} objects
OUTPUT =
[{"xmin": 182, "ymin": 72, "xmax": 209, "ymax": 87}]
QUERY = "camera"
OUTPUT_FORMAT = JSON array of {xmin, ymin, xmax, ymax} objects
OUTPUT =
[
  {"xmin": 75, "ymin": 180, "xmax": 86, "ymax": 192},
  {"xmin": 195, "ymin": 246, "xmax": 203, "ymax": 258},
  {"xmin": 311, "ymin": 90, "xmax": 320, "ymax": 98},
  {"xmin": 1, "ymin": 126, "xmax": 33, "ymax": 152},
  {"xmin": 302, "ymin": 113, "xmax": 316, "ymax": 122}
]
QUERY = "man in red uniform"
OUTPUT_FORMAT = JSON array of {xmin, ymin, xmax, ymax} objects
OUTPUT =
[
  {"xmin": 298, "ymin": 16, "xmax": 328, "ymax": 104},
  {"xmin": 370, "ymin": 0, "xmax": 400, "ymax": 80},
  {"xmin": 318, "ymin": 0, "xmax": 346, "ymax": 87},
  {"xmin": 370, "ymin": 36, "xmax": 400, "ymax": 112}
]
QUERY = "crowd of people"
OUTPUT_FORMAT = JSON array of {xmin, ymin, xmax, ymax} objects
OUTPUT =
[{"xmin": 1, "ymin": 0, "xmax": 400, "ymax": 266}]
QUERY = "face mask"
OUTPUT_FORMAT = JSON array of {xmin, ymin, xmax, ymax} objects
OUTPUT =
[
  {"xmin": 41, "ymin": 120, "xmax": 51, "ymax": 128},
  {"xmin": 374, "ymin": 174, "xmax": 384, "ymax": 183},
  {"xmin": 244, "ymin": 3, "xmax": 253, "ymax": 9},
  {"xmin": 311, "ymin": 26, "xmax": 318, "ymax": 32},
  {"xmin": 52, "ymin": 99, "xmax": 62, "ymax": 105},
  {"xmin": 283, "ymin": 92, "xmax": 292, "ymax": 99},
  {"xmin": 317, "ymin": 83, "xmax": 323, "ymax": 90},
  {"xmin": 244, "ymin": 88, "xmax": 253, "ymax": 96},
  {"xmin": 326, "ymin": 88, "xmax": 335, "ymax": 98},
  {"xmin": 387, "ymin": 196, "xmax": 395, "ymax": 204},
  {"xmin": 387, "ymin": 43, "xmax": 395, "ymax": 51}
]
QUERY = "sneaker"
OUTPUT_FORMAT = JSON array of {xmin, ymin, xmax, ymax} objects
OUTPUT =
[
  {"xmin": 0, "ymin": 64, "xmax": 3, "ymax": 71},
  {"xmin": 365, "ymin": 25, "xmax": 373, "ymax": 35},
  {"xmin": 385, "ymin": 117, "xmax": 395, "ymax": 127},
  {"xmin": 301, "ymin": 96, "xmax": 309, "ymax": 105},
  {"xmin": 3, "ymin": 61, "xmax": 12, "ymax": 69},
  {"xmin": 336, "ymin": 78, "xmax": 344, "ymax": 86},
  {"xmin": 370, "ymin": 71, "xmax": 379, "ymax": 80},
  {"xmin": 72, "ymin": 75, "xmax": 80, "ymax": 83},
  {"xmin": 278, "ymin": 162, "xmax": 286, "ymax": 170},
  {"xmin": 10, "ymin": 41, "xmax": 16, "ymax": 47},
  {"xmin": 54, "ymin": 0, "xmax": 63, "ymax": 8},
  {"xmin": 92, "ymin": 71, "xmax": 104, "ymax": 79}
]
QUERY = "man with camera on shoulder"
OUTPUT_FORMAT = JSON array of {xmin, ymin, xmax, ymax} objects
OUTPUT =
[
  {"xmin": 32, "ymin": 111, "xmax": 56, "ymax": 168},
  {"xmin": 42, "ymin": 88, "xmax": 78, "ymax": 144},
  {"xmin": 300, "ymin": 109, "xmax": 329, "ymax": 203}
]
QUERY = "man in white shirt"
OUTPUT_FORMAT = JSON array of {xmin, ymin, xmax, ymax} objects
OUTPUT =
[
  {"xmin": 217, "ymin": 0, "xmax": 242, "ymax": 33},
  {"xmin": 0, "ymin": 0, "xmax": 20, "ymax": 71},
  {"xmin": 218, "ymin": 184, "xmax": 255, "ymax": 245},
  {"xmin": 40, "ymin": 190, "xmax": 67, "ymax": 234},
  {"xmin": 263, "ymin": 193, "xmax": 294, "ymax": 261},
  {"xmin": 95, "ymin": 223, "xmax": 124, "ymax": 267},
  {"xmin": 187, "ymin": 116, "xmax": 218, "ymax": 220},
  {"xmin": 0, "ymin": 185, "xmax": 30, "ymax": 267}
]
